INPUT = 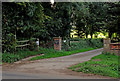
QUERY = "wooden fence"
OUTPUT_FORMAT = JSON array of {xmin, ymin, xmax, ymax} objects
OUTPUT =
[
  {"xmin": 16, "ymin": 40, "xmax": 30, "ymax": 48},
  {"xmin": 15, "ymin": 38, "xmax": 38, "ymax": 51}
]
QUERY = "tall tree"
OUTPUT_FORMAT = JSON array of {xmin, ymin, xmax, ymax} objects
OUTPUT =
[
  {"xmin": 105, "ymin": 2, "xmax": 120, "ymax": 40},
  {"xmin": 2, "ymin": 2, "xmax": 48, "ymax": 52},
  {"xmin": 42, "ymin": 2, "xmax": 74, "ymax": 39}
]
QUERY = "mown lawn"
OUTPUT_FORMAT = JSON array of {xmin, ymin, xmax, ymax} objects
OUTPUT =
[
  {"xmin": 30, "ymin": 47, "xmax": 96, "ymax": 60},
  {"xmin": 68, "ymin": 53, "xmax": 119, "ymax": 78}
]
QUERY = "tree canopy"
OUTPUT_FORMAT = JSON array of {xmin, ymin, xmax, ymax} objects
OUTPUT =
[{"xmin": 2, "ymin": 2, "xmax": 120, "ymax": 52}]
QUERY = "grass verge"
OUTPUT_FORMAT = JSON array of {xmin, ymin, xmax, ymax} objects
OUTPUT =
[
  {"xmin": 68, "ymin": 53, "xmax": 119, "ymax": 78},
  {"xmin": 2, "ymin": 50, "xmax": 41, "ymax": 63},
  {"xmin": 30, "ymin": 47, "xmax": 96, "ymax": 60},
  {"xmin": 2, "ymin": 47, "xmax": 97, "ymax": 63}
]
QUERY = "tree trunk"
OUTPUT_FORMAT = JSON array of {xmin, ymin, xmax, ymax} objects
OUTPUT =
[
  {"xmin": 68, "ymin": 30, "xmax": 71, "ymax": 46},
  {"xmin": 85, "ymin": 33, "xmax": 88, "ymax": 38},
  {"xmin": 90, "ymin": 33, "xmax": 93, "ymax": 38},
  {"xmin": 109, "ymin": 32, "xmax": 112, "ymax": 39},
  {"xmin": 119, "ymin": 34, "xmax": 120, "ymax": 41}
]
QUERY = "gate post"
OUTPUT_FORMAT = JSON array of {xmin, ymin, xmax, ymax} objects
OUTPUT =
[
  {"xmin": 36, "ymin": 38, "xmax": 39, "ymax": 51},
  {"xmin": 53, "ymin": 37, "xmax": 62, "ymax": 51},
  {"xmin": 103, "ymin": 38, "xmax": 111, "ymax": 53}
]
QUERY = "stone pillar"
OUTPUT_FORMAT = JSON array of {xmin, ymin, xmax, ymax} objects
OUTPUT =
[
  {"xmin": 103, "ymin": 38, "xmax": 111, "ymax": 53},
  {"xmin": 53, "ymin": 37, "xmax": 62, "ymax": 51}
]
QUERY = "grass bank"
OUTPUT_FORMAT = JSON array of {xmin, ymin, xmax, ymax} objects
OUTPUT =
[
  {"xmin": 30, "ymin": 38, "xmax": 103, "ymax": 60},
  {"xmin": 2, "ymin": 50, "xmax": 40, "ymax": 63},
  {"xmin": 2, "ymin": 38, "xmax": 103, "ymax": 63},
  {"xmin": 69, "ymin": 53, "xmax": 119, "ymax": 78},
  {"xmin": 2, "ymin": 47, "xmax": 97, "ymax": 63},
  {"xmin": 30, "ymin": 47, "xmax": 96, "ymax": 60}
]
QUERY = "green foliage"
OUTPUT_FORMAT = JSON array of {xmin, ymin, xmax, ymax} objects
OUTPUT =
[
  {"xmin": 2, "ymin": 47, "xmax": 95, "ymax": 63},
  {"xmin": 2, "ymin": 33, "xmax": 16, "ymax": 53},
  {"xmin": 72, "ymin": 2, "xmax": 120, "ymax": 39},
  {"xmin": 2, "ymin": 53, "xmax": 21, "ymax": 63},
  {"xmin": 29, "ymin": 38, "xmax": 37, "ymax": 51},
  {"xmin": 69, "ymin": 54, "xmax": 119, "ymax": 78},
  {"xmin": 73, "ymin": 2, "xmax": 106, "ymax": 38},
  {"xmin": 105, "ymin": 2, "xmax": 120, "ymax": 40},
  {"xmin": 30, "ymin": 47, "xmax": 95, "ymax": 61},
  {"xmin": 2, "ymin": 2, "xmax": 120, "ymax": 53},
  {"xmin": 2, "ymin": 38, "xmax": 102, "ymax": 63},
  {"xmin": 90, "ymin": 38, "xmax": 103, "ymax": 48},
  {"xmin": 2, "ymin": 2, "xmax": 48, "ymax": 53},
  {"xmin": 69, "ymin": 38, "xmax": 103, "ymax": 51},
  {"xmin": 42, "ymin": 2, "xmax": 74, "ymax": 39},
  {"xmin": 2, "ymin": 49, "xmax": 41, "ymax": 63}
]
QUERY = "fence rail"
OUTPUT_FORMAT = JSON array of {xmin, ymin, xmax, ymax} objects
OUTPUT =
[
  {"xmin": 15, "ymin": 38, "xmax": 39, "ymax": 51},
  {"xmin": 16, "ymin": 40, "xmax": 29, "ymax": 43},
  {"xmin": 16, "ymin": 40, "xmax": 30, "ymax": 48},
  {"xmin": 16, "ymin": 44, "xmax": 30, "ymax": 48}
]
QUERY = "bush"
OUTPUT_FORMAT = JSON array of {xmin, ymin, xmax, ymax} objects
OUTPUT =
[
  {"xmin": 90, "ymin": 38, "xmax": 103, "ymax": 48},
  {"xmin": 2, "ymin": 33, "xmax": 16, "ymax": 53},
  {"xmin": 2, "ymin": 50, "xmax": 42, "ymax": 63},
  {"xmin": 69, "ymin": 38, "xmax": 103, "ymax": 51},
  {"xmin": 70, "ymin": 38, "xmax": 80, "ymax": 41},
  {"xmin": 2, "ymin": 53, "xmax": 21, "ymax": 63}
]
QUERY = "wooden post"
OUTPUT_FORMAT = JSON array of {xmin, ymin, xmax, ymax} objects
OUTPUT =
[
  {"xmin": 14, "ymin": 31, "xmax": 17, "ymax": 53},
  {"xmin": 36, "ymin": 38, "xmax": 39, "ymax": 52}
]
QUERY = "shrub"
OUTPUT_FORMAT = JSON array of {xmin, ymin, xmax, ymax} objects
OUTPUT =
[
  {"xmin": 2, "ymin": 50, "xmax": 41, "ymax": 63},
  {"xmin": 69, "ymin": 38, "xmax": 103, "ymax": 51},
  {"xmin": 2, "ymin": 53, "xmax": 21, "ymax": 63},
  {"xmin": 70, "ymin": 38, "xmax": 80, "ymax": 41},
  {"xmin": 2, "ymin": 33, "xmax": 16, "ymax": 53}
]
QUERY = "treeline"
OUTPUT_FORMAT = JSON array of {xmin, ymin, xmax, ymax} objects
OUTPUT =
[{"xmin": 2, "ymin": 2, "xmax": 120, "ymax": 52}]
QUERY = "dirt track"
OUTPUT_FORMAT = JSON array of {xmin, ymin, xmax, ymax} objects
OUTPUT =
[{"xmin": 2, "ymin": 48, "xmax": 114, "ymax": 79}]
